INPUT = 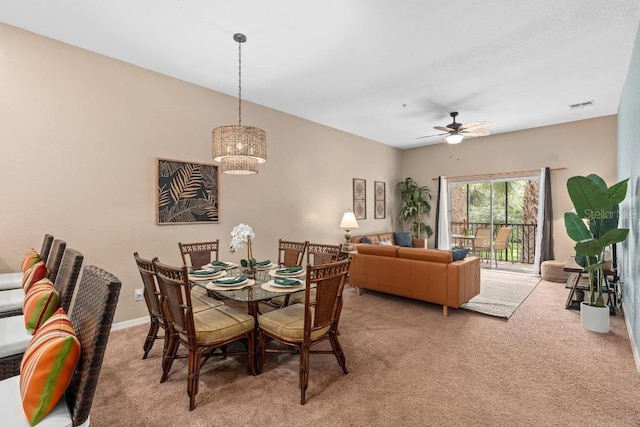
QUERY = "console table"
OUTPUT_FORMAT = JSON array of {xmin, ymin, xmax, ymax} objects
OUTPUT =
[{"xmin": 564, "ymin": 258, "xmax": 617, "ymax": 315}]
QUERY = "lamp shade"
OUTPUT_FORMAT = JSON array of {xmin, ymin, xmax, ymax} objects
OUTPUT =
[
  {"xmin": 444, "ymin": 133, "xmax": 464, "ymax": 144},
  {"xmin": 340, "ymin": 211, "xmax": 359, "ymax": 229}
]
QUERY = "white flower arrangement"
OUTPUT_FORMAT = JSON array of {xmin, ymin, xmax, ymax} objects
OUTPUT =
[{"xmin": 229, "ymin": 223, "xmax": 255, "ymax": 253}]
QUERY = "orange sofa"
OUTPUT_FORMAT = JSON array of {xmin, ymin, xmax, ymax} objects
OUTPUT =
[
  {"xmin": 350, "ymin": 232, "xmax": 427, "ymax": 248},
  {"xmin": 349, "ymin": 245, "xmax": 481, "ymax": 316}
]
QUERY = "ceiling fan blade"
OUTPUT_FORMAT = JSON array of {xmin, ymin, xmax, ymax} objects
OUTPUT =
[
  {"xmin": 416, "ymin": 132, "xmax": 448, "ymax": 140},
  {"xmin": 461, "ymin": 128, "xmax": 490, "ymax": 137},
  {"xmin": 433, "ymin": 125, "xmax": 454, "ymax": 132},
  {"xmin": 459, "ymin": 121, "xmax": 491, "ymax": 131}
]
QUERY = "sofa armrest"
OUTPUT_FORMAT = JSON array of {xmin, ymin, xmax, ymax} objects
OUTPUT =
[
  {"xmin": 412, "ymin": 238, "xmax": 427, "ymax": 248},
  {"xmin": 446, "ymin": 256, "xmax": 481, "ymax": 307}
]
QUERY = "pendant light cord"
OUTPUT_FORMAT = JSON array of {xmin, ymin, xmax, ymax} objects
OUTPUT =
[{"xmin": 238, "ymin": 37, "xmax": 242, "ymax": 126}]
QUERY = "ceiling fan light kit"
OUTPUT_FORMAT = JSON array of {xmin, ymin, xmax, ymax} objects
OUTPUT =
[{"xmin": 417, "ymin": 111, "xmax": 491, "ymax": 144}]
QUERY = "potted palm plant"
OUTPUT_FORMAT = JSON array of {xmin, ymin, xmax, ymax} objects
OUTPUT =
[
  {"xmin": 563, "ymin": 174, "xmax": 629, "ymax": 333},
  {"xmin": 398, "ymin": 177, "xmax": 433, "ymax": 238}
]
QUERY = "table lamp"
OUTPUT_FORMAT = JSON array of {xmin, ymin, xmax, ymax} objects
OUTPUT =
[{"xmin": 340, "ymin": 211, "xmax": 359, "ymax": 251}]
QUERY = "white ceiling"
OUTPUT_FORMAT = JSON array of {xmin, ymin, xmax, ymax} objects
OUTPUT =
[{"xmin": 1, "ymin": 0, "xmax": 639, "ymax": 149}]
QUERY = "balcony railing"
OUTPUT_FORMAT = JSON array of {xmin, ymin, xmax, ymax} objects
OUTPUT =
[{"xmin": 450, "ymin": 221, "xmax": 538, "ymax": 264}]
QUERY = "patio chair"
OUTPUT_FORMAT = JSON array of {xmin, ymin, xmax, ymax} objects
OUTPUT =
[
  {"xmin": 0, "ymin": 264, "xmax": 121, "ymax": 426},
  {"xmin": 153, "ymin": 259, "xmax": 255, "ymax": 410},
  {"xmin": 471, "ymin": 227, "xmax": 492, "ymax": 262},
  {"xmin": 178, "ymin": 240, "xmax": 220, "ymax": 270},
  {"xmin": 493, "ymin": 227, "xmax": 513, "ymax": 267},
  {"xmin": 0, "ymin": 234, "xmax": 55, "ymax": 291},
  {"xmin": 257, "ymin": 258, "xmax": 351, "ymax": 404}
]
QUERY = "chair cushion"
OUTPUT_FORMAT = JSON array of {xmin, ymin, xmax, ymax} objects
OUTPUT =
[
  {"xmin": 0, "ymin": 375, "xmax": 89, "ymax": 427},
  {"xmin": 185, "ymin": 306, "xmax": 254, "ymax": 345},
  {"xmin": 258, "ymin": 304, "xmax": 330, "ymax": 342},
  {"xmin": 0, "ymin": 273, "xmax": 23, "ymax": 291},
  {"xmin": 21, "ymin": 249, "xmax": 41, "ymax": 274},
  {"xmin": 20, "ymin": 308, "xmax": 81, "ymax": 426},
  {"xmin": 191, "ymin": 286, "xmax": 224, "ymax": 313},
  {"xmin": 288, "ymin": 289, "xmax": 316, "ymax": 305},
  {"xmin": 0, "ymin": 315, "xmax": 31, "ymax": 358},
  {"xmin": 22, "ymin": 262, "xmax": 48, "ymax": 292},
  {"xmin": 393, "ymin": 232, "xmax": 413, "ymax": 247},
  {"xmin": 23, "ymin": 280, "xmax": 60, "ymax": 334},
  {"xmin": 0, "ymin": 288, "xmax": 25, "ymax": 315}
]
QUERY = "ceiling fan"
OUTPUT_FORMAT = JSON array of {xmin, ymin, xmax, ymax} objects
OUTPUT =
[{"xmin": 417, "ymin": 111, "xmax": 491, "ymax": 144}]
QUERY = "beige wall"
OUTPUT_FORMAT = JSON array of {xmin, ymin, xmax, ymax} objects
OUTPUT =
[
  {"xmin": 401, "ymin": 115, "xmax": 618, "ymax": 261},
  {"xmin": 0, "ymin": 24, "xmax": 402, "ymax": 322}
]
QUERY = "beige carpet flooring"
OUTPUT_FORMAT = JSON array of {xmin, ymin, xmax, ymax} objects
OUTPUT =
[{"xmin": 91, "ymin": 279, "xmax": 640, "ymax": 426}]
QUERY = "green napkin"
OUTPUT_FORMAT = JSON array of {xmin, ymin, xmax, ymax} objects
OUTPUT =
[
  {"xmin": 214, "ymin": 275, "xmax": 248, "ymax": 285},
  {"xmin": 274, "ymin": 278, "xmax": 301, "ymax": 287},
  {"xmin": 255, "ymin": 260, "xmax": 271, "ymax": 267},
  {"xmin": 192, "ymin": 268, "xmax": 220, "ymax": 276},
  {"xmin": 276, "ymin": 266, "xmax": 303, "ymax": 274},
  {"xmin": 208, "ymin": 260, "xmax": 228, "ymax": 267}
]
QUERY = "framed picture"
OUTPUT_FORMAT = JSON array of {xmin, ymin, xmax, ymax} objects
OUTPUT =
[
  {"xmin": 374, "ymin": 181, "xmax": 386, "ymax": 219},
  {"xmin": 157, "ymin": 158, "xmax": 219, "ymax": 224},
  {"xmin": 353, "ymin": 178, "xmax": 366, "ymax": 220}
]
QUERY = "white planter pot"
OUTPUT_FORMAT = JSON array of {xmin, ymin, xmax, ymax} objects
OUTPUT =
[{"xmin": 580, "ymin": 302, "xmax": 610, "ymax": 333}]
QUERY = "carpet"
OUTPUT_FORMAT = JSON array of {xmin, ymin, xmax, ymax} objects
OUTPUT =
[{"xmin": 461, "ymin": 268, "xmax": 541, "ymax": 319}]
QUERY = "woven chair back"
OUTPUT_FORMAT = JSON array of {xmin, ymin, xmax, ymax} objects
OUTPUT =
[
  {"xmin": 153, "ymin": 260, "xmax": 194, "ymax": 345},
  {"xmin": 304, "ymin": 258, "xmax": 351, "ymax": 338},
  {"xmin": 179, "ymin": 240, "xmax": 219, "ymax": 270},
  {"xmin": 493, "ymin": 227, "xmax": 512, "ymax": 250},
  {"xmin": 45, "ymin": 239, "xmax": 67, "ymax": 283},
  {"xmin": 307, "ymin": 243, "xmax": 341, "ymax": 266},
  {"xmin": 278, "ymin": 240, "xmax": 309, "ymax": 267},
  {"xmin": 39, "ymin": 234, "xmax": 55, "ymax": 264},
  {"xmin": 134, "ymin": 253, "xmax": 165, "ymax": 325},
  {"xmin": 54, "ymin": 248, "xmax": 84, "ymax": 312}
]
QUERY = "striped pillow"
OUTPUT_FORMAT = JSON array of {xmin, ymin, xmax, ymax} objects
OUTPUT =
[
  {"xmin": 23, "ymin": 279, "xmax": 60, "ymax": 334},
  {"xmin": 20, "ymin": 308, "xmax": 81, "ymax": 427},
  {"xmin": 22, "ymin": 261, "xmax": 48, "ymax": 293},
  {"xmin": 21, "ymin": 249, "xmax": 42, "ymax": 273}
]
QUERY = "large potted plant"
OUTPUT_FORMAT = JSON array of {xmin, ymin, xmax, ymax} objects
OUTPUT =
[
  {"xmin": 563, "ymin": 174, "xmax": 629, "ymax": 333},
  {"xmin": 398, "ymin": 177, "xmax": 433, "ymax": 238}
]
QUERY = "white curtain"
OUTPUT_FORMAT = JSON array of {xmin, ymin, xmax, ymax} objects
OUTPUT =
[{"xmin": 436, "ymin": 176, "xmax": 451, "ymax": 250}]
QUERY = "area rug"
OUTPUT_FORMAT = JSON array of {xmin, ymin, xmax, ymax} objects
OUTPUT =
[{"xmin": 461, "ymin": 268, "xmax": 541, "ymax": 319}]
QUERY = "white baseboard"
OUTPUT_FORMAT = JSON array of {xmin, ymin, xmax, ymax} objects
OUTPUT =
[
  {"xmin": 623, "ymin": 309, "xmax": 640, "ymax": 373},
  {"xmin": 110, "ymin": 316, "xmax": 149, "ymax": 331}
]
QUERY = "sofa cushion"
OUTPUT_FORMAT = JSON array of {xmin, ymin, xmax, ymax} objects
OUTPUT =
[
  {"xmin": 356, "ymin": 245, "xmax": 399, "ymax": 257},
  {"xmin": 0, "ymin": 315, "xmax": 31, "ymax": 358},
  {"xmin": 393, "ymin": 232, "xmax": 413, "ymax": 247},
  {"xmin": 377, "ymin": 233, "xmax": 395, "ymax": 244},
  {"xmin": 397, "ymin": 247, "xmax": 453, "ymax": 263},
  {"xmin": 377, "ymin": 241, "xmax": 393, "ymax": 246},
  {"xmin": 360, "ymin": 236, "xmax": 372, "ymax": 244},
  {"xmin": 452, "ymin": 248, "xmax": 470, "ymax": 261}
]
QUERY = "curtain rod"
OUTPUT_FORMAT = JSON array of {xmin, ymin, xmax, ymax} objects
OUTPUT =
[{"xmin": 432, "ymin": 167, "xmax": 566, "ymax": 181}]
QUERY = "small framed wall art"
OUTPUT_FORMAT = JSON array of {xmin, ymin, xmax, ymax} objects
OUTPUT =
[
  {"xmin": 157, "ymin": 158, "xmax": 219, "ymax": 224},
  {"xmin": 374, "ymin": 181, "xmax": 386, "ymax": 219},
  {"xmin": 353, "ymin": 178, "xmax": 366, "ymax": 220}
]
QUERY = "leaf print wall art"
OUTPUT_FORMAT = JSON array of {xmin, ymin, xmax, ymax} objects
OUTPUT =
[{"xmin": 157, "ymin": 158, "xmax": 219, "ymax": 224}]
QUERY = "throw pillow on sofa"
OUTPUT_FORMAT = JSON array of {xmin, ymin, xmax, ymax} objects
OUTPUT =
[
  {"xmin": 393, "ymin": 232, "xmax": 413, "ymax": 247},
  {"xmin": 360, "ymin": 236, "xmax": 372, "ymax": 244},
  {"xmin": 452, "ymin": 248, "xmax": 470, "ymax": 261}
]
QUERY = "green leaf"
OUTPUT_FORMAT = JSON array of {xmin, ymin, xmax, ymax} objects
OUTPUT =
[
  {"xmin": 586, "ymin": 174, "xmax": 607, "ymax": 191},
  {"xmin": 563, "ymin": 212, "xmax": 591, "ymax": 242},
  {"xmin": 575, "ymin": 239, "xmax": 604, "ymax": 257},
  {"xmin": 567, "ymin": 176, "xmax": 611, "ymax": 219},
  {"xmin": 599, "ymin": 228, "xmax": 629, "ymax": 247},
  {"xmin": 607, "ymin": 178, "xmax": 629, "ymax": 204}
]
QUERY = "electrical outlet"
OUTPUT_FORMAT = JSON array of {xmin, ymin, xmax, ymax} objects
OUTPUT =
[{"xmin": 134, "ymin": 288, "xmax": 144, "ymax": 301}]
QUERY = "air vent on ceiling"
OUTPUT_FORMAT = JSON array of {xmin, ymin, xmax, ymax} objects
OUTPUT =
[{"xmin": 569, "ymin": 100, "xmax": 595, "ymax": 110}]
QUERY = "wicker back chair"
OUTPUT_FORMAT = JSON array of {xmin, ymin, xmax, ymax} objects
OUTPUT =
[
  {"xmin": 307, "ymin": 243, "xmax": 341, "ymax": 266},
  {"xmin": 278, "ymin": 239, "xmax": 309, "ymax": 267},
  {"xmin": 39, "ymin": 233, "xmax": 55, "ymax": 263},
  {"xmin": 134, "ymin": 252, "xmax": 170, "ymax": 360},
  {"xmin": 54, "ymin": 248, "xmax": 84, "ymax": 313},
  {"xmin": 471, "ymin": 227, "xmax": 491, "ymax": 261},
  {"xmin": 64, "ymin": 265, "xmax": 121, "ymax": 426},
  {"xmin": 492, "ymin": 226, "xmax": 513, "ymax": 266},
  {"xmin": 45, "ymin": 239, "xmax": 67, "ymax": 283},
  {"xmin": 178, "ymin": 240, "xmax": 220, "ymax": 270},
  {"xmin": 258, "ymin": 258, "xmax": 351, "ymax": 404},
  {"xmin": 153, "ymin": 259, "xmax": 255, "ymax": 410}
]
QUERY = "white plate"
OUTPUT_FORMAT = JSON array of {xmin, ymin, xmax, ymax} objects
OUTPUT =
[
  {"xmin": 269, "ymin": 269, "xmax": 306, "ymax": 278},
  {"xmin": 211, "ymin": 277, "xmax": 248, "ymax": 287},
  {"xmin": 271, "ymin": 278, "xmax": 303, "ymax": 288},
  {"xmin": 204, "ymin": 261, "xmax": 236, "ymax": 270}
]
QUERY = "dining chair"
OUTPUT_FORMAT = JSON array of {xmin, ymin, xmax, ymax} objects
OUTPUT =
[
  {"xmin": 178, "ymin": 240, "xmax": 220, "ymax": 270},
  {"xmin": 493, "ymin": 226, "xmax": 513, "ymax": 267},
  {"xmin": 0, "ymin": 264, "xmax": 121, "ymax": 426},
  {"xmin": 0, "ymin": 246, "xmax": 82, "ymax": 320},
  {"xmin": 45, "ymin": 239, "xmax": 67, "ymax": 283},
  {"xmin": 471, "ymin": 227, "xmax": 492, "ymax": 262},
  {"xmin": 153, "ymin": 259, "xmax": 255, "ymax": 411},
  {"xmin": 307, "ymin": 243, "xmax": 342, "ymax": 266},
  {"xmin": 278, "ymin": 239, "xmax": 309, "ymax": 267},
  {"xmin": 257, "ymin": 258, "xmax": 351, "ymax": 405},
  {"xmin": 0, "ymin": 248, "xmax": 84, "ymax": 379},
  {"xmin": 0, "ymin": 234, "xmax": 55, "ymax": 292}
]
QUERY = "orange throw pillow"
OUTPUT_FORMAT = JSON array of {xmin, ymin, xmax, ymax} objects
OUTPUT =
[
  {"xmin": 22, "ymin": 261, "xmax": 48, "ymax": 293},
  {"xmin": 21, "ymin": 249, "xmax": 42, "ymax": 273},
  {"xmin": 22, "ymin": 279, "xmax": 60, "ymax": 334},
  {"xmin": 20, "ymin": 308, "xmax": 81, "ymax": 426}
]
